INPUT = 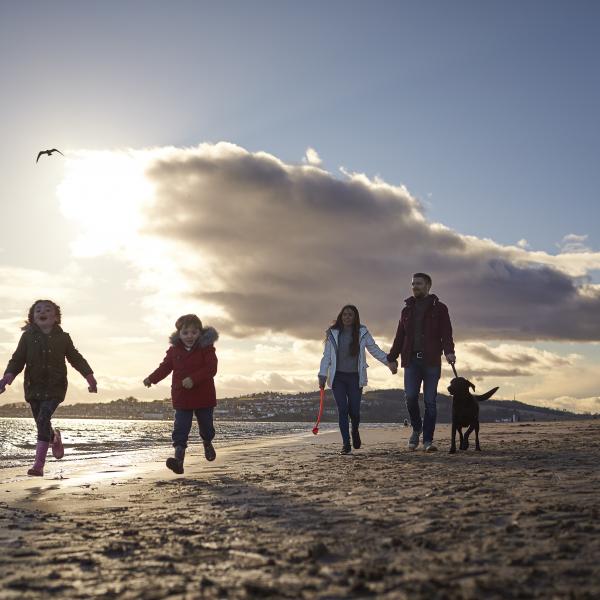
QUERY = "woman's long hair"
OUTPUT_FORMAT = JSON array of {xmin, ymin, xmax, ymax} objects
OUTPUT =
[{"xmin": 328, "ymin": 304, "xmax": 361, "ymax": 356}]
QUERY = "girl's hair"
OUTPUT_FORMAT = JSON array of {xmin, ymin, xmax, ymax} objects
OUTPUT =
[
  {"xmin": 175, "ymin": 314, "xmax": 203, "ymax": 331},
  {"xmin": 24, "ymin": 299, "xmax": 62, "ymax": 330},
  {"xmin": 328, "ymin": 304, "xmax": 360, "ymax": 356}
]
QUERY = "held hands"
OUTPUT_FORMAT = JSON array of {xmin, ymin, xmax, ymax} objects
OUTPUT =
[
  {"xmin": 387, "ymin": 360, "xmax": 398, "ymax": 375},
  {"xmin": 143, "ymin": 377, "xmax": 152, "ymax": 388},
  {"xmin": 86, "ymin": 374, "xmax": 98, "ymax": 393},
  {"xmin": 182, "ymin": 377, "xmax": 194, "ymax": 389}
]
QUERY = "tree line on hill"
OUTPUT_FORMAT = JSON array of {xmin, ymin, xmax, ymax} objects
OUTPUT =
[{"xmin": 0, "ymin": 389, "xmax": 592, "ymax": 422}]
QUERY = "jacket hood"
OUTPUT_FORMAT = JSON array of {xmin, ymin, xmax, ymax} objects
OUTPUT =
[
  {"xmin": 169, "ymin": 326, "xmax": 219, "ymax": 348},
  {"xmin": 405, "ymin": 294, "xmax": 439, "ymax": 307},
  {"xmin": 326, "ymin": 324, "xmax": 368, "ymax": 338}
]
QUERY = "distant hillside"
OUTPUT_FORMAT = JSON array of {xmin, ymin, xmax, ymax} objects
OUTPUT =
[{"xmin": 0, "ymin": 389, "xmax": 592, "ymax": 422}]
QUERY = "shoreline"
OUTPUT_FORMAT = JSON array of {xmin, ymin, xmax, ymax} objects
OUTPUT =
[{"xmin": 1, "ymin": 421, "xmax": 599, "ymax": 599}]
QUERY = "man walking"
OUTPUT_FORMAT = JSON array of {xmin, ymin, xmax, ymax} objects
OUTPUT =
[{"xmin": 387, "ymin": 273, "xmax": 455, "ymax": 452}]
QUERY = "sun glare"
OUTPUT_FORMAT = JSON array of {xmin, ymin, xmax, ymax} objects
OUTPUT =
[{"xmin": 57, "ymin": 151, "xmax": 154, "ymax": 257}]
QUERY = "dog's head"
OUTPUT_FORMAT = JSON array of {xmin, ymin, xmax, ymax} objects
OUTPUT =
[{"xmin": 447, "ymin": 377, "xmax": 475, "ymax": 396}]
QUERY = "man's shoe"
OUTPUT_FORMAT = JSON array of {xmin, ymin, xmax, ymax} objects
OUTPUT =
[
  {"xmin": 351, "ymin": 428, "xmax": 362, "ymax": 449},
  {"xmin": 340, "ymin": 444, "xmax": 352, "ymax": 455},
  {"xmin": 203, "ymin": 442, "xmax": 216, "ymax": 462},
  {"xmin": 424, "ymin": 442, "xmax": 438, "ymax": 452},
  {"xmin": 408, "ymin": 430, "xmax": 421, "ymax": 451}
]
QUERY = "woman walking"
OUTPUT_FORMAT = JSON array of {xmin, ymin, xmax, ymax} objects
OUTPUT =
[{"xmin": 318, "ymin": 305, "xmax": 394, "ymax": 454}]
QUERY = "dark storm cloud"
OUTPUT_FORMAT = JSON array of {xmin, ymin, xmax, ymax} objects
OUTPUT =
[{"xmin": 144, "ymin": 143, "xmax": 600, "ymax": 343}]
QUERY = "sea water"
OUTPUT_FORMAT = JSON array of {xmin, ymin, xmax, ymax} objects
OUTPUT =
[{"xmin": 0, "ymin": 417, "xmax": 340, "ymax": 469}]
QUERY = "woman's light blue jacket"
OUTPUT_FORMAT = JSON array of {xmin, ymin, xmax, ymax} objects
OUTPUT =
[{"xmin": 318, "ymin": 325, "xmax": 389, "ymax": 388}]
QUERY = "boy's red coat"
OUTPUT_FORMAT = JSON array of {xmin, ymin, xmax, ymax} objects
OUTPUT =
[{"xmin": 147, "ymin": 327, "xmax": 218, "ymax": 409}]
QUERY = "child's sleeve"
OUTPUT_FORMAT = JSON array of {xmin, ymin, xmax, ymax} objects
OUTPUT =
[
  {"xmin": 188, "ymin": 347, "xmax": 218, "ymax": 384},
  {"xmin": 5, "ymin": 334, "xmax": 28, "ymax": 377},
  {"xmin": 147, "ymin": 348, "xmax": 174, "ymax": 384},
  {"xmin": 65, "ymin": 334, "xmax": 94, "ymax": 376}
]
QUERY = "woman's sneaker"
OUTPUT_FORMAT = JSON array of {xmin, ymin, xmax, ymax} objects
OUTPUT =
[
  {"xmin": 203, "ymin": 442, "xmax": 216, "ymax": 462},
  {"xmin": 51, "ymin": 428, "xmax": 64, "ymax": 459},
  {"xmin": 340, "ymin": 444, "xmax": 352, "ymax": 455}
]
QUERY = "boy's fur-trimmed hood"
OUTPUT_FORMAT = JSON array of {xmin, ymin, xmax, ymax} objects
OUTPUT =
[{"xmin": 169, "ymin": 326, "xmax": 219, "ymax": 348}]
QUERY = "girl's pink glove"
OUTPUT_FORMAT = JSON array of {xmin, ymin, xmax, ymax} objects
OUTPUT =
[
  {"xmin": 86, "ymin": 373, "xmax": 98, "ymax": 393},
  {"xmin": 0, "ymin": 373, "xmax": 15, "ymax": 394}
]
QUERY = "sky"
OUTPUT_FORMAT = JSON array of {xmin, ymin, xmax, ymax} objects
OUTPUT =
[{"xmin": 1, "ymin": 0, "xmax": 599, "ymax": 413}]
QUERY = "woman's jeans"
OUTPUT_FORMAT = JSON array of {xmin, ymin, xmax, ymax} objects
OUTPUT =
[
  {"xmin": 29, "ymin": 398, "xmax": 60, "ymax": 442},
  {"xmin": 332, "ymin": 372, "xmax": 362, "ymax": 446},
  {"xmin": 404, "ymin": 355, "xmax": 441, "ymax": 444},
  {"xmin": 172, "ymin": 407, "xmax": 215, "ymax": 448}
]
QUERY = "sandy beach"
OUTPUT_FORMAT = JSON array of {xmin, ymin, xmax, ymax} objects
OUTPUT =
[{"xmin": 1, "ymin": 420, "xmax": 599, "ymax": 599}]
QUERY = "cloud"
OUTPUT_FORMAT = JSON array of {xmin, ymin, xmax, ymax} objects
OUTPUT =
[
  {"xmin": 125, "ymin": 142, "xmax": 600, "ymax": 343},
  {"xmin": 556, "ymin": 233, "xmax": 591, "ymax": 254},
  {"xmin": 462, "ymin": 343, "xmax": 572, "ymax": 368},
  {"xmin": 303, "ymin": 147, "xmax": 322, "ymax": 166}
]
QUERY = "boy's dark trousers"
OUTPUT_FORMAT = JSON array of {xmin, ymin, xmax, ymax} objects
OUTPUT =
[
  {"xmin": 172, "ymin": 407, "xmax": 215, "ymax": 448},
  {"xmin": 29, "ymin": 398, "xmax": 60, "ymax": 442}
]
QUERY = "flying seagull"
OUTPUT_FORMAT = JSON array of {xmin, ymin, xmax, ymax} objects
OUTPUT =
[{"xmin": 36, "ymin": 148, "xmax": 64, "ymax": 163}]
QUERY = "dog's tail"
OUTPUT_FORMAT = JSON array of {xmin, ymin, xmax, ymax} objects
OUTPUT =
[{"xmin": 476, "ymin": 386, "xmax": 499, "ymax": 402}]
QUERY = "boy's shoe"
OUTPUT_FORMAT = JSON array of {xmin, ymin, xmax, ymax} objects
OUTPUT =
[
  {"xmin": 166, "ymin": 446, "xmax": 185, "ymax": 474},
  {"xmin": 351, "ymin": 428, "xmax": 362, "ymax": 449},
  {"xmin": 51, "ymin": 428, "xmax": 64, "ymax": 459},
  {"xmin": 340, "ymin": 444, "xmax": 352, "ymax": 455},
  {"xmin": 203, "ymin": 442, "xmax": 216, "ymax": 462},
  {"xmin": 408, "ymin": 430, "xmax": 421, "ymax": 450},
  {"xmin": 424, "ymin": 442, "xmax": 438, "ymax": 452}
]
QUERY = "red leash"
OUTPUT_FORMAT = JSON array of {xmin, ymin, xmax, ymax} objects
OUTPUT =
[{"xmin": 312, "ymin": 388, "xmax": 325, "ymax": 434}]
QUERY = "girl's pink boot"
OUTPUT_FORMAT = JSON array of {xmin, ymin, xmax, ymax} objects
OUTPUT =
[
  {"xmin": 27, "ymin": 441, "xmax": 49, "ymax": 476},
  {"xmin": 51, "ymin": 428, "xmax": 64, "ymax": 459}
]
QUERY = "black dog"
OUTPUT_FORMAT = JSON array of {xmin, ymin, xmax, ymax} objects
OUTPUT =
[{"xmin": 447, "ymin": 377, "xmax": 499, "ymax": 453}]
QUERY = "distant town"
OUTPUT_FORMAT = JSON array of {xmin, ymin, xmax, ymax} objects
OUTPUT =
[{"xmin": 0, "ymin": 389, "xmax": 593, "ymax": 422}]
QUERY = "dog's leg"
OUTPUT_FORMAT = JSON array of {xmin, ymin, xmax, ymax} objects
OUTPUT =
[
  {"xmin": 463, "ymin": 425, "xmax": 475, "ymax": 451},
  {"xmin": 449, "ymin": 423, "xmax": 457, "ymax": 453},
  {"xmin": 475, "ymin": 421, "xmax": 481, "ymax": 451},
  {"xmin": 458, "ymin": 427, "xmax": 465, "ymax": 450}
]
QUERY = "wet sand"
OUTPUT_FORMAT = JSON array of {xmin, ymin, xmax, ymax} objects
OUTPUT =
[{"xmin": 1, "ymin": 420, "xmax": 599, "ymax": 599}]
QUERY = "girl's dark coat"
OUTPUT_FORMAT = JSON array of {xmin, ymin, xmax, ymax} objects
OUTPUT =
[
  {"xmin": 147, "ymin": 327, "xmax": 218, "ymax": 410},
  {"xmin": 5, "ymin": 324, "xmax": 93, "ymax": 403}
]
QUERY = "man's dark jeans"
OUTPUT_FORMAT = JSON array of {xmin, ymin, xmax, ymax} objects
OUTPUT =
[
  {"xmin": 404, "ymin": 355, "xmax": 441, "ymax": 444},
  {"xmin": 332, "ymin": 371, "xmax": 362, "ymax": 447},
  {"xmin": 29, "ymin": 398, "xmax": 60, "ymax": 442},
  {"xmin": 172, "ymin": 407, "xmax": 215, "ymax": 448}
]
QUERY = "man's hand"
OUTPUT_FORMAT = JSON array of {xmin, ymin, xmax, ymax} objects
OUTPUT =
[
  {"xmin": 182, "ymin": 377, "xmax": 194, "ymax": 389},
  {"xmin": 387, "ymin": 360, "xmax": 398, "ymax": 375},
  {"xmin": 86, "ymin": 374, "xmax": 98, "ymax": 393},
  {"xmin": 445, "ymin": 353, "xmax": 456, "ymax": 365},
  {"xmin": 318, "ymin": 375, "xmax": 327, "ymax": 390},
  {"xmin": 143, "ymin": 377, "xmax": 152, "ymax": 388}
]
